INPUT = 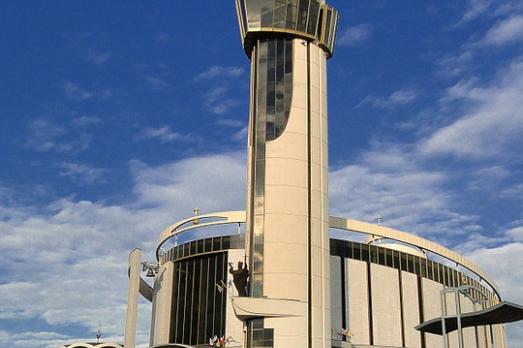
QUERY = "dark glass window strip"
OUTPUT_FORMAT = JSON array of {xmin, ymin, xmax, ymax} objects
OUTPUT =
[
  {"xmin": 257, "ymin": 38, "xmax": 293, "ymax": 142},
  {"xmin": 169, "ymin": 252, "xmax": 228, "ymax": 346},
  {"xmin": 162, "ymin": 234, "xmax": 245, "ymax": 264},
  {"xmin": 329, "ymin": 239, "xmax": 494, "ymax": 299}
]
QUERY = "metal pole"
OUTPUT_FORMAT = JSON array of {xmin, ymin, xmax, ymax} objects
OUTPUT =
[
  {"xmin": 440, "ymin": 290, "xmax": 448, "ymax": 348},
  {"xmin": 473, "ymin": 302, "xmax": 480, "ymax": 348},
  {"xmin": 455, "ymin": 291, "xmax": 464, "ymax": 348}
]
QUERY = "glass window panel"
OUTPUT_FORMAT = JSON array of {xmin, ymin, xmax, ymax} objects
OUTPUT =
[
  {"xmin": 204, "ymin": 238, "xmax": 212, "ymax": 253},
  {"xmin": 392, "ymin": 250, "xmax": 401, "ymax": 269},
  {"xmin": 190, "ymin": 240, "xmax": 197, "ymax": 255},
  {"xmin": 183, "ymin": 260, "xmax": 194, "ymax": 343},
  {"xmin": 260, "ymin": 0, "xmax": 274, "ymax": 27},
  {"xmin": 239, "ymin": 0, "xmax": 248, "ymax": 31},
  {"xmin": 190, "ymin": 260, "xmax": 199, "ymax": 344},
  {"xmin": 361, "ymin": 244, "xmax": 370, "ymax": 262},
  {"xmin": 184, "ymin": 242, "xmax": 190, "ymax": 258},
  {"xmin": 400, "ymin": 253, "xmax": 408, "ymax": 272},
  {"xmin": 378, "ymin": 247, "xmax": 386, "ymax": 266},
  {"xmin": 297, "ymin": 0, "xmax": 310, "ymax": 32},
  {"xmin": 307, "ymin": 0, "xmax": 319, "ymax": 35},
  {"xmin": 285, "ymin": 0, "xmax": 297, "ymax": 29},
  {"xmin": 386, "ymin": 248, "xmax": 393, "ymax": 267},
  {"xmin": 407, "ymin": 254, "xmax": 415, "ymax": 274},
  {"xmin": 246, "ymin": 0, "xmax": 263, "ymax": 29},
  {"xmin": 198, "ymin": 258, "xmax": 208, "ymax": 344},
  {"xmin": 169, "ymin": 262, "xmax": 180, "ymax": 342},
  {"xmin": 420, "ymin": 258, "xmax": 427, "ymax": 278},
  {"xmin": 206, "ymin": 256, "xmax": 216, "ymax": 339},
  {"xmin": 176, "ymin": 261, "xmax": 188, "ymax": 343},
  {"xmin": 353, "ymin": 242, "xmax": 361, "ymax": 260},
  {"xmin": 212, "ymin": 237, "xmax": 221, "ymax": 252},
  {"xmin": 273, "ymin": 0, "xmax": 287, "ymax": 28},
  {"xmin": 323, "ymin": 8, "xmax": 332, "ymax": 45}
]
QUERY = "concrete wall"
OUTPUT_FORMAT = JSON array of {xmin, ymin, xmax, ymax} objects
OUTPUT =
[
  {"xmin": 370, "ymin": 264, "xmax": 402, "ymax": 347},
  {"xmin": 151, "ymin": 261, "xmax": 174, "ymax": 346},
  {"xmin": 401, "ymin": 271, "xmax": 422, "ymax": 348},
  {"xmin": 346, "ymin": 259, "xmax": 370, "ymax": 345}
]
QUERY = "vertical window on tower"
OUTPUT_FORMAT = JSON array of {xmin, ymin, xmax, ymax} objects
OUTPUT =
[
  {"xmin": 273, "ymin": 0, "xmax": 287, "ymax": 28},
  {"xmin": 307, "ymin": 0, "xmax": 320, "ymax": 35},
  {"xmin": 266, "ymin": 40, "xmax": 276, "ymax": 140},
  {"xmin": 286, "ymin": 1, "xmax": 297, "ymax": 29},
  {"xmin": 297, "ymin": 0, "xmax": 310, "ymax": 32},
  {"xmin": 261, "ymin": 0, "xmax": 274, "ymax": 27}
]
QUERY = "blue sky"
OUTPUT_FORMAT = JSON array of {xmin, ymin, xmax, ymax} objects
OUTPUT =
[{"xmin": 1, "ymin": 1, "xmax": 523, "ymax": 347}]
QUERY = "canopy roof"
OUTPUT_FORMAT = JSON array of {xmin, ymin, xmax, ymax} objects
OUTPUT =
[{"xmin": 416, "ymin": 301, "xmax": 523, "ymax": 335}]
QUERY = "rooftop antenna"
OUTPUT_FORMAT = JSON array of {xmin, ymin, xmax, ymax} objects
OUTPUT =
[
  {"xmin": 96, "ymin": 323, "xmax": 102, "ymax": 343},
  {"xmin": 374, "ymin": 214, "xmax": 383, "ymax": 226}
]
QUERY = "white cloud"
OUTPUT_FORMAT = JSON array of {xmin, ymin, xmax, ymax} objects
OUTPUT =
[
  {"xmin": 203, "ymin": 86, "xmax": 239, "ymax": 115},
  {"xmin": 338, "ymin": 23, "xmax": 373, "ymax": 47},
  {"xmin": 72, "ymin": 116, "xmax": 101, "ymax": 127},
  {"xmin": 135, "ymin": 125, "xmax": 191, "ymax": 143},
  {"xmin": 194, "ymin": 66, "xmax": 244, "ymax": 81},
  {"xmin": 84, "ymin": 48, "xmax": 110, "ymax": 66},
  {"xmin": 23, "ymin": 118, "xmax": 92, "ymax": 154},
  {"xmin": 357, "ymin": 88, "xmax": 417, "ymax": 109},
  {"xmin": 144, "ymin": 76, "xmax": 170, "ymax": 91},
  {"xmin": 330, "ymin": 145, "xmax": 479, "ymax": 240},
  {"xmin": 0, "ymin": 152, "xmax": 246, "ymax": 348},
  {"xmin": 483, "ymin": 15, "xmax": 523, "ymax": 46},
  {"xmin": 457, "ymin": 0, "xmax": 493, "ymax": 26},
  {"xmin": 421, "ymin": 58, "xmax": 523, "ymax": 159},
  {"xmin": 63, "ymin": 81, "xmax": 113, "ymax": 101},
  {"xmin": 58, "ymin": 162, "xmax": 108, "ymax": 185},
  {"xmin": 465, "ymin": 241, "xmax": 523, "ymax": 343}
]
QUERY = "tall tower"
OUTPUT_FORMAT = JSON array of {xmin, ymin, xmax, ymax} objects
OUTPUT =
[{"xmin": 236, "ymin": 1, "xmax": 338, "ymax": 347}]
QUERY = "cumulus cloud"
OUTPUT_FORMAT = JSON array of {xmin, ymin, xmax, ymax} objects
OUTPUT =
[
  {"xmin": 63, "ymin": 81, "xmax": 113, "ymax": 101},
  {"xmin": 23, "ymin": 118, "xmax": 92, "ymax": 154},
  {"xmin": 202, "ymin": 86, "xmax": 240, "ymax": 115},
  {"xmin": 83, "ymin": 48, "xmax": 111, "ymax": 66},
  {"xmin": 338, "ymin": 23, "xmax": 373, "ymax": 47},
  {"xmin": 421, "ymin": 58, "xmax": 523, "ymax": 159},
  {"xmin": 135, "ymin": 125, "xmax": 192, "ymax": 143},
  {"xmin": 483, "ymin": 15, "xmax": 523, "ymax": 46},
  {"xmin": 58, "ymin": 162, "xmax": 108, "ymax": 185},
  {"xmin": 456, "ymin": 0, "xmax": 493, "ymax": 26},
  {"xmin": 330, "ymin": 145, "xmax": 478, "ymax": 241},
  {"xmin": 357, "ymin": 88, "xmax": 417, "ymax": 110},
  {"xmin": 72, "ymin": 115, "xmax": 101, "ymax": 127},
  {"xmin": 0, "ymin": 152, "xmax": 246, "ymax": 348},
  {"xmin": 194, "ymin": 66, "xmax": 244, "ymax": 81},
  {"xmin": 144, "ymin": 76, "xmax": 170, "ymax": 91}
]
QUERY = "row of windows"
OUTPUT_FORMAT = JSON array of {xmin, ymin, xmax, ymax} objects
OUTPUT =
[
  {"xmin": 161, "ymin": 234, "xmax": 244, "ymax": 264},
  {"xmin": 330, "ymin": 239, "xmax": 498, "ymax": 306},
  {"xmin": 169, "ymin": 252, "xmax": 229, "ymax": 346}
]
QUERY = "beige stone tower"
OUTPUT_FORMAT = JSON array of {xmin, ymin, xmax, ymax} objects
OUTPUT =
[{"xmin": 235, "ymin": 1, "xmax": 339, "ymax": 347}]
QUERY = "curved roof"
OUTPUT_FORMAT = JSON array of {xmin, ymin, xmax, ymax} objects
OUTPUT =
[{"xmin": 150, "ymin": 210, "xmax": 499, "ymax": 299}]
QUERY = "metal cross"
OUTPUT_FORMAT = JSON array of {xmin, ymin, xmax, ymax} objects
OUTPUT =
[{"xmin": 374, "ymin": 215, "xmax": 383, "ymax": 226}]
